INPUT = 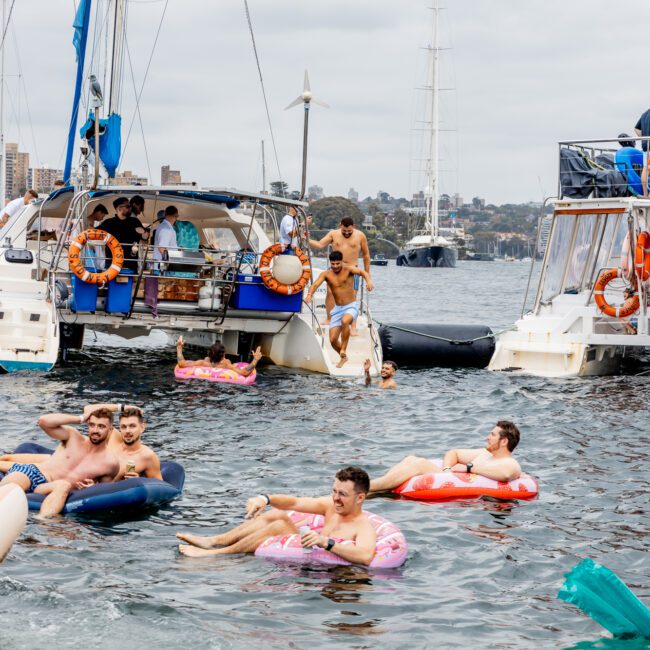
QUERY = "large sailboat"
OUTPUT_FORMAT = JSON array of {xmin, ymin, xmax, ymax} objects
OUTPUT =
[{"xmin": 397, "ymin": 2, "xmax": 457, "ymax": 268}]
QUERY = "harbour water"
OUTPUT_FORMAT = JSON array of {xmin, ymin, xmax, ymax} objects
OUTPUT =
[{"xmin": 1, "ymin": 261, "xmax": 649, "ymax": 649}]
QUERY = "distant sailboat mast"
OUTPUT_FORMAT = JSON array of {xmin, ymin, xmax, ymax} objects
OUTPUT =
[
  {"xmin": 0, "ymin": 0, "xmax": 6, "ymax": 204},
  {"xmin": 426, "ymin": 0, "xmax": 440, "ymax": 241}
]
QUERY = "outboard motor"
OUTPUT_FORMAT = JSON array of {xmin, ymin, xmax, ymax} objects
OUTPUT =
[{"xmin": 379, "ymin": 323, "xmax": 495, "ymax": 369}]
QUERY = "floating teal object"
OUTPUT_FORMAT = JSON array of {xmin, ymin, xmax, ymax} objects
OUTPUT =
[{"xmin": 558, "ymin": 558, "xmax": 650, "ymax": 638}]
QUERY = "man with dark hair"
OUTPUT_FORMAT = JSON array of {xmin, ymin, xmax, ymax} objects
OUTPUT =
[
  {"xmin": 177, "ymin": 466, "xmax": 377, "ymax": 565},
  {"xmin": 305, "ymin": 251, "xmax": 373, "ymax": 367},
  {"xmin": 308, "ymin": 216, "xmax": 372, "ymax": 332},
  {"xmin": 99, "ymin": 196, "xmax": 149, "ymax": 271},
  {"xmin": 129, "ymin": 195, "xmax": 145, "ymax": 218},
  {"xmin": 363, "ymin": 358, "xmax": 397, "ymax": 389},
  {"xmin": 175, "ymin": 337, "xmax": 261, "ymax": 377},
  {"xmin": 0, "ymin": 408, "xmax": 120, "ymax": 516},
  {"xmin": 0, "ymin": 189, "xmax": 39, "ymax": 227},
  {"xmin": 369, "ymin": 421, "xmax": 522, "ymax": 492}
]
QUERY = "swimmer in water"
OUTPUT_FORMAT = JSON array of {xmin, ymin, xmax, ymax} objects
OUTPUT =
[
  {"xmin": 363, "ymin": 358, "xmax": 397, "ymax": 389},
  {"xmin": 175, "ymin": 337, "xmax": 261, "ymax": 377}
]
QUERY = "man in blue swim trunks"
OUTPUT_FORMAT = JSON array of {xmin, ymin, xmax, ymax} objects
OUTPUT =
[
  {"xmin": 0, "ymin": 408, "xmax": 120, "ymax": 516},
  {"xmin": 305, "ymin": 251, "xmax": 373, "ymax": 367}
]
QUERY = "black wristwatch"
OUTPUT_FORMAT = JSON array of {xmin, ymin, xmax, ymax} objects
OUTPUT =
[
  {"xmin": 325, "ymin": 538, "xmax": 335, "ymax": 551},
  {"xmin": 466, "ymin": 463, "xmax": 474, "ymax": 474}
]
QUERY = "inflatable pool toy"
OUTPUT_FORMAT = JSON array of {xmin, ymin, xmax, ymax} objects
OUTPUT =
[
  {"xmin": 394, "ymin": 461, "xmax": 538, "ymax": 501},
  {"xmin": 174, "ymin": 363, "xmax": 256, "ymax": 385},
  {"xmin": 254, "ymin": 510, "xmax": 407, "ymax": 569},
  {"xmin": 3, "ymin": 443, "xmax": 185, "ymax": 515},
  {"xmin": 559, "ymin": 558, "xmax": 650, "ymax": 638},
  {"xmin": 0, "ymin": 484, "xmax": 28, "ymax": 562}
]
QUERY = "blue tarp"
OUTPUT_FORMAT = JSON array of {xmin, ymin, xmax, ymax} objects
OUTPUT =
[{"xmin": 80, "ymin": 111, "xmax": 122, "ymax": 178}]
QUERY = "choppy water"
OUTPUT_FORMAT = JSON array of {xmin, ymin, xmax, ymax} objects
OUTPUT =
[{"xmin": 1, "ymin": 261, "xmax": 649, "ymax": 649}]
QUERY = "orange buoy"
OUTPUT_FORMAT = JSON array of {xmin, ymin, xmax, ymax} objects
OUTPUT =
[
  {"xmin": 593, "ymin": 268, "xmax": 639, "ymax": 318},
  {"xmin": 68, "ymin": 229, "xmax": 124, "ymax": 285},
  {"xmin": 258, "ymin": 244, "xmax": 311, "ymax": 295}
]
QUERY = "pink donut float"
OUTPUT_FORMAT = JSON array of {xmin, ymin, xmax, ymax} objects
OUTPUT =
[
  {"xmin": 255, "ymin": 510, "xmax": 408, "ymax": 569},
  {"xmin": 395, "ymin": 462, "xmax": 538, "ymax": 501},
  {"xmin": 174, "ymin": 363, "xmax": 256, "ymax": 385}
]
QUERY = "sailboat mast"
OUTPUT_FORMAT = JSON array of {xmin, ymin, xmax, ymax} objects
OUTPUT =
[
  {"xmin": 108, "ymin": 0, "xmax": 125, "ymax": 116},
  {"xmin": 0, "ymin": 0, "xmax": 6, "ymax": 204},
  {"xmin": 261, "ymin": 139, "xmax": 266, "ymax": 193},
  {"xmin": 427, "ymin": 1, "xmax": 440, "ymax": 240}
]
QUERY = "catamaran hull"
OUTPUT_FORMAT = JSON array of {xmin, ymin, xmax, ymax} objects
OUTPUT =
[{"xmin": 396, "ymin": 246, "xmax": 457, "ymax": 268}]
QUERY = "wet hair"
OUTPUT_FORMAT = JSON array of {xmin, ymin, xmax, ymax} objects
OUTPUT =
[
  {"xmin": 113, "ymin": 196, "xmax": 129, "ymax": 209},
  {"xmin": 329, "ymin": 250, "xmax": 343, "ymax": 262},
  {"xmin": 120, "ymin": 407, "xmax": 144, "ymax": 423},
  {"xmin": 164, "ymin": 205, "xmax": 179, "ymax": 217},
  {"xmin": 130, "ymin": 195, "xmax": 145, "ymax": 210},
  {"xmin": 340, "ymin": 217, "xmax": 354, "ymax": 227},
  {"xmin": 207, "ymin": 342, "xmax": 226, "ymax": 363},
  {"xmin": 92, "ymin": 203, "xmax": 109, "ymax": 216},
  {"xmin": 383, "ymin": 360, "xmax": 398, "ymax": 372},
  {"xmin": 89, "ymin": 408, "xmax": 114, "ymax": 425},
  {"xmin": 335, "ymin": 466, "xmax": 370, "ymax": 494},
  {"xmin": 496, "ymin": 420, "xmax": 520, "ymax": 452}
]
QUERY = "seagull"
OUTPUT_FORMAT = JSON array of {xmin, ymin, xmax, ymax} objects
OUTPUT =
[{"xmin": 89, "ymin": 74, "xmax": 103, "ymax": 104}]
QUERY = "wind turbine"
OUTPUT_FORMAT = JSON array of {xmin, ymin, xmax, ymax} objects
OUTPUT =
[{"xmin": 285, "ymin": 70, "xmax": 329, "ymax": 200}]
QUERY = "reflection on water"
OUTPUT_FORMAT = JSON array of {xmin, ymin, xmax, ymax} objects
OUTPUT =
[{"xmin": 1, "ymin": 262, "xmax": 649, "ymax": 648}]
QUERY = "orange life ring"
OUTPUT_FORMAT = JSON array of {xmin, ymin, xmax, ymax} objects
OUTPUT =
[
  {"xmin": 258, "ymin": 244, "xmax": 311, "ymax": 295},
  {"xmin": 634, "ymin": 231, "xmax": 650, "ymax": 281},
  {"xmin": 68, "ymin": 228, "xmax": 124, "ymax": 285},
  {"xmin": 593, "ymin": 268, "xmax": 639, "ymax": 318}
]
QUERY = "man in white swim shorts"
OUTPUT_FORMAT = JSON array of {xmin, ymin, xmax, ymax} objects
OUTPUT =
[{"xmin": 305, "ymin": 251, "xmax": 373, "ymax": 368}]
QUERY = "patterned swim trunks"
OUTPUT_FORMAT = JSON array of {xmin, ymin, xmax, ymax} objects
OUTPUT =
[{"xmin": 6, "ymin": 463, "xmax": 48, "ymax": 492}]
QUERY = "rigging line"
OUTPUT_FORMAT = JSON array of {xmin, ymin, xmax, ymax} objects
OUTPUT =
[
  {"xmin": 10, "ymin": 21, "xmax": 40, "ymax": 167},
  {"xmin": 120, "ymin": 0, "xmax": 168, "ymax": 163},
  {"xmin": 0, "ymin": 0, "xmax": 16, "ymax": 52},
  {"xmin": 243, "ymin": 0, "xmax": 284, "ymax": 194},
  {"xmin": 123, "ymin": 33, "xmax": 151, "ymax": 181}
]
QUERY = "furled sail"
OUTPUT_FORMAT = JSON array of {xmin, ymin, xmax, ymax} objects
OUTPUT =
[{"xmin": 79, "ymin": 112, "xmax": 122, "ymax": 179}]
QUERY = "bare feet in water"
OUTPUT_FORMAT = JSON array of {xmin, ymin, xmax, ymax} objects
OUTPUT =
[
  {"xmin": 336, "ymin": 353, "xmax": 348, "ymax": 368},
  {"xmin": 176, "ymin": 532, "xmax": 217, "ymax": 549},
  {"xmin": 178, "ymin": 544, "xmax": 219, "ymax": 557}
]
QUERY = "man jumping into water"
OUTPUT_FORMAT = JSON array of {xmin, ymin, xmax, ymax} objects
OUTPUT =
[
  {"xmin": 369, "ymin": 421, "xmax": 522, "ymax": 493},
  {"xmin": 177, "ymin": 466, "xmax": 377, "ymax": 566},
  {"xmin": 305, "ymin": 251, "xmax": 373, "ymax": 368},
  {"xmin": 0, "ymin": 408, "xmax": 120, "ymax": 516}
]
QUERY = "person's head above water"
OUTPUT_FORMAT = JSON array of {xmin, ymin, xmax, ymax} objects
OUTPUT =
[
  {"xmin": 381, "ymin": 360, "xmax": 398, "ymax": 379},
  {"xmin": 332, "ymin": 466, "xmax": 370, "ymax": 515},
  {"xmin": 207, "ymin": 342, "xmax": 226, "ymax": 363},
  {"xmin": 486, "ymin": 420, "xmax": 520, "ymax": 454}
]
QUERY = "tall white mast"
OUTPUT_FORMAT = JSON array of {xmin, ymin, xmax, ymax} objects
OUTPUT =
[
  {"xmin": 426, "ymin": 1, "xmax": 440, "ymax": 240},
  {"xmin": 261, "ymin": 139, "xmax": 266, "ymax": 193},
  {"xmin": 108, "ymin": 0, "xmax": 125, "ymax": 116},
  {"xmin": 0, "ymin": 0, "xmax": 6, "ymax": 204}
]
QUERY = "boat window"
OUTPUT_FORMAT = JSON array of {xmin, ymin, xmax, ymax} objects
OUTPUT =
[
  {"xmin": 564, "ymin": 217, "xmax": 596, "ymax": 291},
  {"xmin": 589, "ymin": 214, "xmax": 622, "ymax": 282},
  {"xmin": 202, "ymin": 227, "xmax": 258, "ymax": 253},
  {"xmin": 541, "ymin": 214, "xmax": 576, "ymax": 302},
  {"xmin": 605, "ymin": 215, "xmax": 629, "ymax": 269}
]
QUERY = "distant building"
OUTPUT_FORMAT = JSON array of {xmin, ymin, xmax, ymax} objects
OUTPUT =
[
  {"xmin": 5, "ymin": 143, "xmax": 29, "ymax": 199},
  {"xmin": 161, "ymin": 165, "xmax": 182, "ymax": 185},
  {"xmin": 307, "ymin": 184, "xmax": 324, "ymax": 201},
  {"xmin": 363, "ymin": 213, "xmax": 373, "ymax": 227},
  {"xmin": 452, "ymin": 193, "xmax": 463, "ymax": 209},
  {"xmin": 348, "ymin": 187, "xmax": 358, "ymax": 203},
  {"xmin": 112, "ymin": 170, "xmax": 148, "ymax": 186},
  {"xmin": 28, "ymin": 166, "xmax": 63, "ymax": 194}
]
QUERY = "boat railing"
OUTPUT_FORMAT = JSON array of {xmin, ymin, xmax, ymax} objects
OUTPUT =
[{"xmin": 357, "ymin": 280, "xmax": 382, "ymax": 365}]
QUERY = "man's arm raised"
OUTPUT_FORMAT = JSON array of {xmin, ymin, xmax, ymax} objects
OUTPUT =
[
  {"xmin": 308, "ymin": 231, "xmax": 334, "ymax": 250},
  {"xmin": 245, "ymin": 493, "xmax": 329, "ymax": 519},
  {"xmin": 37, "ymin": 412, "xmax": 88, "ymax": 443}
]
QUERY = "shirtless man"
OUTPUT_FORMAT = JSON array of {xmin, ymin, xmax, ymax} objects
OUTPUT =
[
  {"xmin": 177, "ymin": 466, "xmax": 377, "ymax": 566},
  {"xmin": 0, "ymin": 408, "xmax": 120, "ymax": 516},
  {"xmin": 1, "ymin": 403, "xmax": 161, "ymax": 481},
  {"xmin": 176, "ymin": 338, "xmax": 261, "ymax": 376},
  {"xmin": 363, "ymin": 358, "xmax": 398, "ymax": 389},
  {"xmin": 305, "ymin": 251, "xmax": 373, "ymax": 367},
  {"xmin": 369, "ymin": 421, "xmax": 522, "ymax": 493},
  {"xmin": 309, "ymin": 217, "xmax": 371, "ymax": 333}
]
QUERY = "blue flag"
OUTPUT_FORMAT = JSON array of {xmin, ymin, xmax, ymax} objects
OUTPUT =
[{"xmin": 72, "ymin": 0, "xmax": 88, "ymax": 61}]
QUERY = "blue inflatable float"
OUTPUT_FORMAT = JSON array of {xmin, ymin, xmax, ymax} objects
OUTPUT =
[{"xmin": 2, "ymin": 443, "xmax": 184, "ymax": 515}]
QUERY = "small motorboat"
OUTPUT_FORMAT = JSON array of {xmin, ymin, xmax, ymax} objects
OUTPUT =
[
  {"xmin": 370, "ymin": 253, "xmax": 389, "ymax": 266},
  {"xmin": 0, "ymin": 484, "xmax": 28, "ymax": 562}
]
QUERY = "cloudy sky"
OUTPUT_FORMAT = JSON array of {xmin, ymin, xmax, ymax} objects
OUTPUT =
[{"xmin": 4, "ymin": 1, "xmax": 650, "ymax": 204}]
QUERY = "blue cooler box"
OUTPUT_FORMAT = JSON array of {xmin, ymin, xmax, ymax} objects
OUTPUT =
[
  {"xmin": 71, "ymin": 276, "xmax": 98, "ymax": 312},
  {"xmin": 106, "ymin": 269, "xmax": 134, "ymax": 313},
  {"xmin": 232, "ymin": 274, "xmax": 303, "ymax": 312}
]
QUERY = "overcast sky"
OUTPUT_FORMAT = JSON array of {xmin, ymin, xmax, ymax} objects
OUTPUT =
[{"xmin": 4, "ymin": 1, "xmax": 650, "ymax": 205}]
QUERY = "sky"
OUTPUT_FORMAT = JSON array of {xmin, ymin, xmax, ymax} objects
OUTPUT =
[{"xmin": 4, "ymin": 0, "xmax": 650, "ymax": 205}]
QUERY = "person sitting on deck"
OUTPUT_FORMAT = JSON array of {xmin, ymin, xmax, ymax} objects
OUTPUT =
[
  {"xmin": 304, "ymin": 251, "xmax": 374, "ymax": 368},
  {"xmin": 176, "ymin": 466, "xmax": 377, "ymax": 565},
  {"xmin": 363, "ymin": 358, "xmax": 398, "ymax": 389},
  {"xmin": 368, "ymin": 421, "xmax": 522, "ymax": 493},
  {"xmin": 175, "ymin": 338, "xmax": 261, "ymax": 377}
]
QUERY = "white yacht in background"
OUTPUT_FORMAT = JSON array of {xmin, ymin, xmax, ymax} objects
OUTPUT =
[
  {"xmin": 490, "ymin": 136, "xmax": 650, "ymax": 377},
  {"xmin": 397, "ymin": 1, "xmax": 457, "ymax": 269}
]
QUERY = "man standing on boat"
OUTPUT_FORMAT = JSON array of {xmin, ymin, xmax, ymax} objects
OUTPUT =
[
  {"xmin": 368, "ymin": 421, "xmax": 522, "ymax": 492},
  {"xmin": 99, "ymin": 196, "xmax": 149, "ymax": 271},
  {"xmin": 0, "ymin": 189, "xmax": 38, "ymax": 228},
  {"xmin": 309, "ymin": 217, "xmax": 371, "ymax": 334},
  {"xmin": 279, "ymin": 205, "xmax": 311, "ymax": 251},
  {"xmin": 305, "ymin": 251, "xmax": 373, "ymax": 368}
]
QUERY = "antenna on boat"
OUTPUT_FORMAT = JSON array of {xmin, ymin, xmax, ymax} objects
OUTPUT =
[
  {"xmin": 285, "ymin": 70, "xmax": 329, "ymax": 200},
  {"xmin": 89, "ymin": 74, "xmax": 103, "ymax": 189}
]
